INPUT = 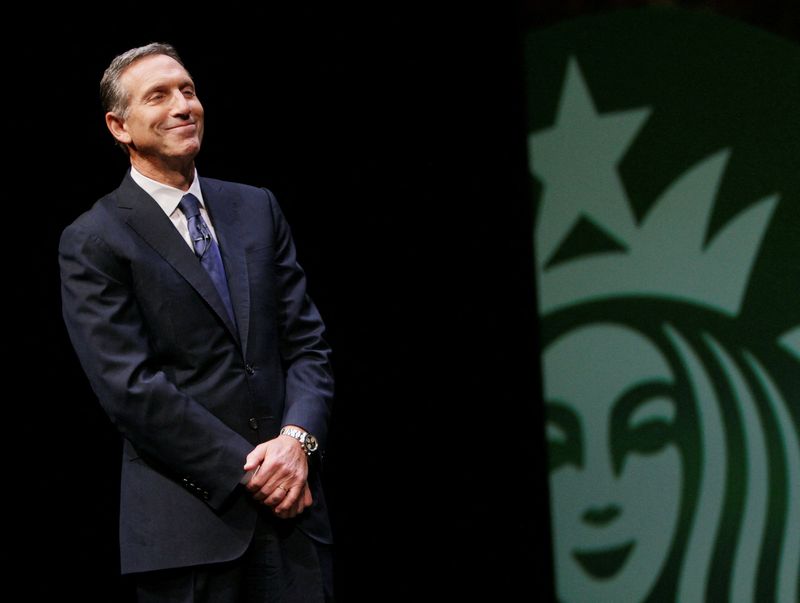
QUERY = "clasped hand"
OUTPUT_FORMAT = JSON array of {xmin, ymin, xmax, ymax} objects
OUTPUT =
[{"xmin": 243, "ymin": 435, "xmax": 312, "ymax": 519}]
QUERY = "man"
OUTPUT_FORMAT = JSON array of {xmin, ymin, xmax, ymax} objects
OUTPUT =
[{"xmin": 59, "ymin": 43, "xmax": 334, "ymax": 602}]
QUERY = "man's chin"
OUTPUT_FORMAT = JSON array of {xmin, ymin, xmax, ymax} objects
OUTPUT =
[{"xmin": 166, "ymin": 143, "xmax": 202, "ymax": 163}]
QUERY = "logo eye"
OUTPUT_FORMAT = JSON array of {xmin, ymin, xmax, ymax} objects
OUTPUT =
[
  {"xmin": 611, "ymin": 381, "xmax": 677, "ymax": 469},
  {"xmin": 546, "ymin": 401, "xmax": 582, "ymax": 471},
  {"xmin": 629, "ymin": 396, "xmax": 675, "ymax": 430},
  {"xmin": 627, "ymin": 395, "xmax": 675, "ymax": 453}
]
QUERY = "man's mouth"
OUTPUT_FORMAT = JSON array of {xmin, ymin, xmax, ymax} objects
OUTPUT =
[{"xmin": 572, "ymin": 541, "xmax": 635, "ymax": 579}]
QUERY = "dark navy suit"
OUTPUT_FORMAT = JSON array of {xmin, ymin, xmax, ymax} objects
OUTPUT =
[{"xmin": 59, "ymin": 173, "xmax": 333, "ymax": 576}]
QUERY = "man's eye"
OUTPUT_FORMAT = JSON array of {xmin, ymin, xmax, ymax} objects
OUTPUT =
[{"xmin": 183, "ymin": 89, "xmax": 195, "ymax": 98}]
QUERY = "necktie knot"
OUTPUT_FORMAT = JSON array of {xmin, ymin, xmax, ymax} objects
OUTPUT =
[
  {"xmin": 180, "ymin": 193, "xmax": 211, "ymax": 259},
  {"xmin": 179, "ymin": 193, "xmax": 202, "ymax": 220}
]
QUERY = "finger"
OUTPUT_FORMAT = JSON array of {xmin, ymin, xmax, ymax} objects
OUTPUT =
[
  {"xmin": 276, "ymin": 482, "xmax": 311, "ymax": 518},
  {"xmin": 243, "ymin": 464, "xmax": 260, "ymax": 490},
  {"xmin": 253, "ymin": 470, "xmax": 289, "ymax": 496},
  {"xmin": 243, "ymin": 443, "xmax": 267, "ymax": 471},
  {"xmin": 294, "ymin": 483, "xmax": 312, "ymax": 516},
  {"xmin": 254, "ymin": 470, "xmax": 294, "ymax": 498},
  {"xmin": 275, "ymin": 486, "xmax": 295, "ymax": 509},
  {"xmin": 274, "ymin": 502, "xmax": 297, "ymax": 519},
  {"xmin": 290, "ymin": 484, "xmax": 310, "ymax": 516},
  {"xmin": 249, "ymin": 461, "xmax": 296, "ymax": 493},
  {"xmin": 261, "ymin": 485, "xmax": 289, "ymax": 507},
  {"xmin": 247, "ymin": 465, "xmax": 271, "ymax": 492},
  {"xmin": 274, "ymin": 484, "xmax": 302, "ymax": 514},
  {"xmin": 257, "ymin": 459, "xmax": 300, "ymax": 492},
  {"xmin": 252, "ymin": 484, "xmax": 271, "ymax": 502}
]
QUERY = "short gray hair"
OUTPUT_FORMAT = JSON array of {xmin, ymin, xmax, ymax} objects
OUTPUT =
[{"xmin": 100, "ymin": 42, "xmax": 186, "ymax": 117}]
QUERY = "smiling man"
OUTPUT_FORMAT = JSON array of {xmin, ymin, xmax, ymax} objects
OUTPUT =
[{"xmin": 59, "ymin": 43, "xmax": 334, "ymax": 602}]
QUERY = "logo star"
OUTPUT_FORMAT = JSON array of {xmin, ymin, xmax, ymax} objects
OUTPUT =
[{"xmin": 529, "ymin": 59, "xmax": 650, "ymax": 267}]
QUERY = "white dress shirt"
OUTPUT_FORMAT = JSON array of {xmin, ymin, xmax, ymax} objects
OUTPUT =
[{"xmin": 129, "ymin": 165, "xmax": 220, "ymax": 247}]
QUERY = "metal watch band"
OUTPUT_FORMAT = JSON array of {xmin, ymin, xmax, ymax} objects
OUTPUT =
[{"xmin": 280, "ymin": 426, "xmax": 314, "ymax": 455}]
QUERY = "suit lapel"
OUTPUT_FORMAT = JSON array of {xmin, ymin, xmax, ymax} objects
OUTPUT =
[
  {"xmin": 117, "ymin": 174, "xmax": 241, "ymax": 346},
  {"xmin": 201, "ymin": 178, "xmax": 251, "ymax": 356}
]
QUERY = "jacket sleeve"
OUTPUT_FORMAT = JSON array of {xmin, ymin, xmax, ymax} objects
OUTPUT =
[
  {"xmin": 59, "ymin": 223, "xmax": 253, "ymax": 510},
  {"xmin": 267, "ymin": 190, "xmax": 335, "ymax": 451}
]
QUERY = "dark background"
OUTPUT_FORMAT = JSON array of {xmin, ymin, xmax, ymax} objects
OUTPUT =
[{"xmin": 13, "ymin": 1, "xmax": 798, "ymax": 600}]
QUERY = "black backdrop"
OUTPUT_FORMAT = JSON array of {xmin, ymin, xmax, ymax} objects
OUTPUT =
[
  {"xmin": 16, "ymin": 4, "xmax": 547, "ymax": 601},
  {"xmin": 14, "ymin": 1, "xmax": 796, "ymax": 600}
]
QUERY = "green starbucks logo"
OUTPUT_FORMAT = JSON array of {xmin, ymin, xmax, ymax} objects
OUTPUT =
[{"xmin": 527, "ymin": 8, "xmax": 800, "ymax": 602}]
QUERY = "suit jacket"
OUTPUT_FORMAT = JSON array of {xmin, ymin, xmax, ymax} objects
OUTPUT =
[{"xmin": 59, "ymin": 172, "xmax": 334, "ymax": 574}]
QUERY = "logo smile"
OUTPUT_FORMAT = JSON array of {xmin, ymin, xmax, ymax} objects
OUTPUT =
[{"xmin": 573, "ymin": 541, "xmax": 635, "ymax": 579}]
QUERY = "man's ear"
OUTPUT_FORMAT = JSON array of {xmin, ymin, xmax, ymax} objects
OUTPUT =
[{"xmin": 106, "ymin": 112, "xmax": 132, "ymax": 145}]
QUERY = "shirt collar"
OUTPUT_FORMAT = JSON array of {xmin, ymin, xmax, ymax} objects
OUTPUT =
[{"xmin": 129, "ymin": 165, "xmax": 205, "ymax": 217}]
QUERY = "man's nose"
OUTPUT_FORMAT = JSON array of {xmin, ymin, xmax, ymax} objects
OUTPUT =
[{"xmin": 170, "ymin": 90, "xmax": 192, "ymax": 116}]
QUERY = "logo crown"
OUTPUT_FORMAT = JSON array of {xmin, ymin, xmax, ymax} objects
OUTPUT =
[{"xmin": 529, "ymin": 59, "xmax": 778, "ymax": 317}]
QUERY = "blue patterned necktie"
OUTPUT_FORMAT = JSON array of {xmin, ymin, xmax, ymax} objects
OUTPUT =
[{"xmin": 178, "ymin": 193, "xmax": 236, "ymax": 325}]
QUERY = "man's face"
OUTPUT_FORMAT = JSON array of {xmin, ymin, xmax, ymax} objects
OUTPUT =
[{"xmin": 113, "ymin": 54, "xmax": 204, "ymax": 163}]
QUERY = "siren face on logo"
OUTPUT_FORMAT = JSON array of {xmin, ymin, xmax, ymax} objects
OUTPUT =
[
  {"xmin": 527, "ymin": 7, "xmax": 800, "ymax": 603},
  {"xmin": 545, "ymin": 325, "xmax": 681, "ymax": 603}
]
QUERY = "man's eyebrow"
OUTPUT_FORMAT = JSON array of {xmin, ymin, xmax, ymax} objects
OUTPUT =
[{"xmin": 139, "ymin": 79, "xmax": 195, "ymax": 98}]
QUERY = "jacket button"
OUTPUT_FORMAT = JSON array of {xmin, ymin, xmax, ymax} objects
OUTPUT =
[
  {"xmin": 249, "ymin": 417, "xmax": 259, "ymax": 430},
  {"xmin": 245, "ymin": 364, "xmax": 255, "ymax": 376}
]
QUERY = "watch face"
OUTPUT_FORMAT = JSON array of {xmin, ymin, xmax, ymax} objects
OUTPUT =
[{"xmin": 305, "ymin": 434, "xmax": 319, "ymax": 452}]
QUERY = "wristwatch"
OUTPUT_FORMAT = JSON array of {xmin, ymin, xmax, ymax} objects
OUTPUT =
[{"xmin": 280, "ymin": 426, "xmax": 319, "ymax": 456}]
